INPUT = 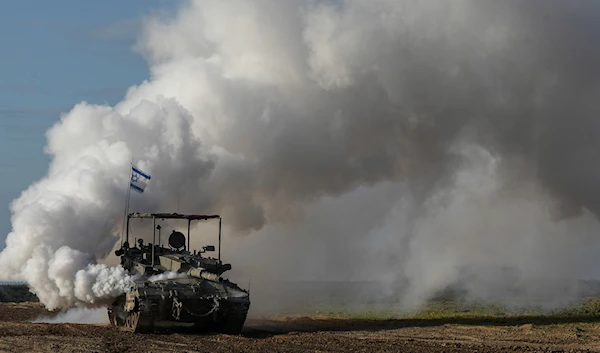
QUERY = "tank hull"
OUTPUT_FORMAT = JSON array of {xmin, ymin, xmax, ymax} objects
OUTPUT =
[{"xmin": 108, "ymin": 277, "xmax": 250, "ymax": 333}]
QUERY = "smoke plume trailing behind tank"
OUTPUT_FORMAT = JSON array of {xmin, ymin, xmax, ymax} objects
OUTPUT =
[{"xmin": 1, "ymin": 0, "xmax": 600, "ymax": 311}]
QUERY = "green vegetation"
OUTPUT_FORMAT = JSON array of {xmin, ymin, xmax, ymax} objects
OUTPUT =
[
  {"xmin": 276, "ymin": 297, "xmax": 600, "ymax": 329},
  {"xmin": 0, "ymin": 284, "xmax": 38, "ymax": 303}
]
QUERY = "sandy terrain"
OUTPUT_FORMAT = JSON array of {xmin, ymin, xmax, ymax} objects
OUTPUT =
[{"xmin": 1, "ymin": 302, "xmax": 600, "ymax": 352}]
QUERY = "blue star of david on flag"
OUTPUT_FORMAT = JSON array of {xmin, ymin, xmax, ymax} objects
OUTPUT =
[{"xmin": 130, "ymin": 165, "xmax": 151, "ymax": 193}]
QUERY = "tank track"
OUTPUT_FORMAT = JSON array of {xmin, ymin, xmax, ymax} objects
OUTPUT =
[
  {"xmin": 108, "ymin": 296, "xmax": 249, "ymax": 334},
  {"xmin": 218, "ymin": 303, "xmax": 249, "ymax": 334},
  {"xmin": 108, "ymin": 297, "xmax": 156, "ymax": 333}
]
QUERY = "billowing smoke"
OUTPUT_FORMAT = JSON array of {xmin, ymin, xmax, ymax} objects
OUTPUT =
[
  {"xmin": 2, "ymin": 0, "xmax": 600, "ymax": 313},
  {"xmin": 33, "ymin": 307, "xmax": 109, "ymax": 325},
  {"xmin": 147, "ymin": 271, "xmax": 188, "ymax": 282}
]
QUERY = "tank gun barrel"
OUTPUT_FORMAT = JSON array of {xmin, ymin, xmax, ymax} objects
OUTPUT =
[{"xmin": 187, "ymin": 268, "xmax": 218, "ymax": 281}]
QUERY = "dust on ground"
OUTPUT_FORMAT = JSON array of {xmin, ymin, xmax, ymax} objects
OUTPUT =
[{"xmin": 1, "ymin": 303, "xmax": 600, "ymax": 352}]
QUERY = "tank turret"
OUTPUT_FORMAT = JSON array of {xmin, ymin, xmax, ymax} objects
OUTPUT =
[{"xmin": 108, "ymin": 213, "xmax": 250, "ymax": 334}]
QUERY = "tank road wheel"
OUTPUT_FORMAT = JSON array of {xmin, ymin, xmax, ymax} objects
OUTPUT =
[
  {"xmin": 107, "ymin": 299, "xmax": 153, "ymax": 333},
  {"xmin": 122, "ymin": 310, "xmax": 154, "ymax": 333},
  {"xmin": 218, "ymin": 304, "xmax": 248, "ymax": 334},
  {"xmin": 107, "ymin": 307, "xmax": 117, "ymax": 326},
  {"xmin": 108, "ymin": 298, "xmax": 127, "ymax": 328},
  {"xmin": 123, "ymin": 311, "xmax": 139, "ymax": 332}
]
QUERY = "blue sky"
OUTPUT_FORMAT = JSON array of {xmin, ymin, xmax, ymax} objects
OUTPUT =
[{"xmin": 0, "ymin": 1, "xmax": 180, "ymax": 239}]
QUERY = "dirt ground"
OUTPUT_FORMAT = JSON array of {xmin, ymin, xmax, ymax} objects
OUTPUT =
[{"xmin": 2, "ymin": 303, "xmax": 600, "ymax": 352}]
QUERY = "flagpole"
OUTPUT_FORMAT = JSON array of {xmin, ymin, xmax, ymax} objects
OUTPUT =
[{"xmin": 120, "ymin": 161, "xmax": 133, "ymax": 246}]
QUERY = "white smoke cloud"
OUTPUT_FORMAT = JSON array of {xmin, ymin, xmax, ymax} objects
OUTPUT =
[
  {"xmin": 2, "ymin": 0, "xmax": 600, "ymax": 314},
  {"xmin": 397, "ymin": 145, "xmax": 599, "ymax": 310},
  {"xmin": 0, "ymin": 97, "xmax": 212, "ymax": 310},
  {"xmin": 148, "ymin": 271, "xmax": 189, "ymax": 282},
  {"xmin": 33, "ymin": 307, "xmax": 109, "ymax": 324}
]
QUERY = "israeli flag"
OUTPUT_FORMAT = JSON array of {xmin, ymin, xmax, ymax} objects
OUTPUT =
[{"xmin": 130, "ymin": 166, "xmax": 151, "ymax": 193}]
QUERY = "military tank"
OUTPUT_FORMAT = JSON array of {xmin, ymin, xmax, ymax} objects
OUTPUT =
[{"xmin": 108, "ymin": 212, "xmax": 250, "ymax": 334}]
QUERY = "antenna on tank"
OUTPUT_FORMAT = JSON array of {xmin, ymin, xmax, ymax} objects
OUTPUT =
[{"xmin": 157, "ymin": 224, "xmax": 162, "ymax": 248}]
